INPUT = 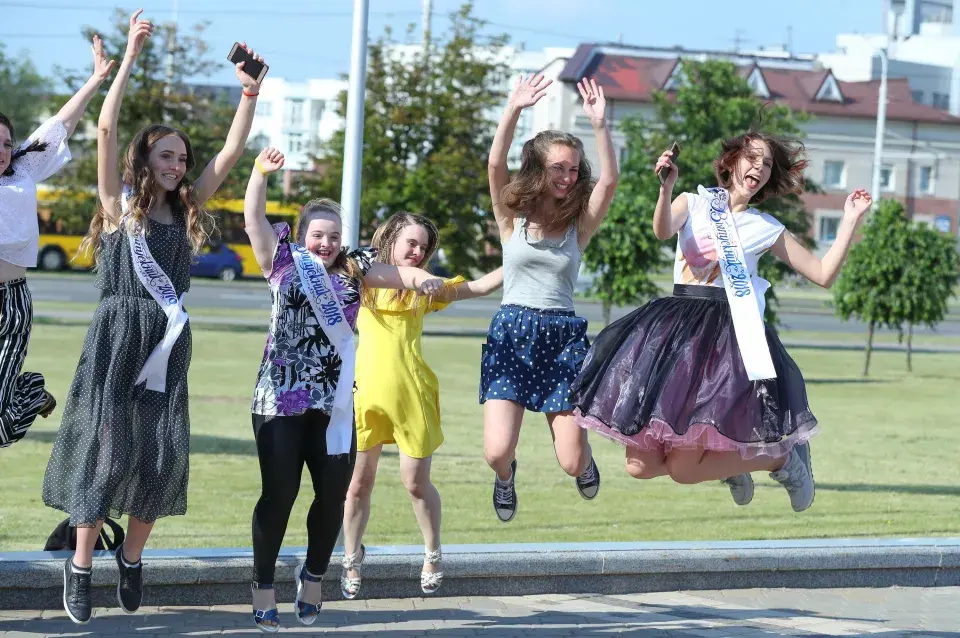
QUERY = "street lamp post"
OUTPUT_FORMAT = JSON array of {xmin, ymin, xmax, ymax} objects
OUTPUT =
[
  {"xmin": 340, "ymin": 0, "xmax": 370, "ymax": 250},
  {"xmin": 871, "ymin": 46, "xmax": 889, "ymax": 199}
]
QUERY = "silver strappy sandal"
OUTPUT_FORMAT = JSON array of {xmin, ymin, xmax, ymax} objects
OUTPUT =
[
  {"xmin": 340, "ymin": 544, "xmax": 365, "ymax": 600},
  {"xmin": 420, "ymin": 547, "xmax": 443, "ymax": 595}
]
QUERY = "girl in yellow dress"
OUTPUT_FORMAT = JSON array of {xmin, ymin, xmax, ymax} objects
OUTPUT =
[{"xmin": 342, "ymin": 212, "xmax": 503, "ymax": 598}]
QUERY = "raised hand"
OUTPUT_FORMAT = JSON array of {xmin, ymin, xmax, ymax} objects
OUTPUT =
[
  {"xmin": 844, "ymin": 188, "xmax": 873, "ymax": 221},
  {"xmin": 125, "ymin": 9, "xmax": 153, "ymax": 59},
  {"xmin": 654, "ymin": 147, "xmax": 678, "ymax": 188},
  {"xmin": 508, "ymin": 74, "xmax": 552, "ymax": 110},
  {"xmin": 90, "ymin": 35, "xmax": 115, "ymax": 82},
  {"xmin": 255, "ymin": 147, "xmax": 284, "ymax": 174},
  {"xmin": 234, "ymin": 42, "xmax": 265, "ymax": 93},
  {"xmin": 578, "ymin": 78, "xmax": 606, "ymax": 123}
]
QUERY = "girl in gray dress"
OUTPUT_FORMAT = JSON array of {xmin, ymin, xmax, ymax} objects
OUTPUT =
[{"xmin": 42, "ymin": 10, "xmax": 266, "ymax": 625}]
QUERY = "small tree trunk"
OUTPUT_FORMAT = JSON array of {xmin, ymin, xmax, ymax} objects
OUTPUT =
[
  {"xmin": 602, "ymin": 301, "xmax": 612, "ymax": 327},
  {"xmin": 863, "ymin": 321, "xmax": 875, "ymax": 377},
  {"xmin": 907, "ymin": 323, "xmax": 914, "ymax": 372}
]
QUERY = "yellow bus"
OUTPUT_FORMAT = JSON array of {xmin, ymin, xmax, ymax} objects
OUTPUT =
[{"xmin": 35, "ymin": 188, "xmax": 300, "ymax": 277}]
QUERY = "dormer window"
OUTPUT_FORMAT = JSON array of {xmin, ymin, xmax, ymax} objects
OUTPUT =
[
  {"xmin": 747, "ymin": 67, "xmax": 770, "ymax": 98},
  {"xmin": 815, "ymin": 72, "xmax": 844, "ymax": 102}
]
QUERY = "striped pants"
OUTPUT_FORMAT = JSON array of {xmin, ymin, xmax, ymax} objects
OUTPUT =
[{"xmin": 0, "ymin": 279, "xmax": 46, "ymax": 447}]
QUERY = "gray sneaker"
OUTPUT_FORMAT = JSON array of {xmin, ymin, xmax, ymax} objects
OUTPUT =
[
  {"xmin": 720, "ymin": 473, "xmax": 754, "ymax": 506},
  {"xmin": 769, "ymin": 443, "xmax": 815, "ymax": 512}
]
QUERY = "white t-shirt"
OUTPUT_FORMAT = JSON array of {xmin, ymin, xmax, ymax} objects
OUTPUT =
[
  {"xmin": 673, "ymin": 191, "xmax": 785, "ymax": 315},
  {"xmin": 0, "ymin": 117, "xmax": 72, "ymax": 267}
]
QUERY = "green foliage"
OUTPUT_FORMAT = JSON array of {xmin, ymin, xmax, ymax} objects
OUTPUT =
[
  {"xmin": 0, "ymin": 43, "xmax": 51, "ymax": 133},
  {"xmin": 584, "ymin": 59, "xmax": 815, "ymax": 323},
  {"xmin": 833, "ymin": 199, "xmax": 912, "ymax": 334},
  {"xmin": 901, "ymin": 220, "xmax": 959, "ymax": 330},
  {"xmin": 295, "ymin": 2, "xmax": 510, "ymax": 273}
]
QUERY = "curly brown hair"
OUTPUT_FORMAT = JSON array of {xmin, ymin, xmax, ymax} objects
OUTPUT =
[
  {"xmin": 364, "ymin": 211, "xmax": 440, "ymax": 307},
  {"xmin": 80, "ymin": 125, "xmax": 215, "ymax": 263},
  {"xmin": 296, "ymin": 198, "xmax": 364, "ymax": 280},
  {"xmin": 499, "ymin": 130, "xmax": 596, "ymax": 234},
  {"xmin": 714, "ymin": 131, "xmax": 808, "ymax": 204}
]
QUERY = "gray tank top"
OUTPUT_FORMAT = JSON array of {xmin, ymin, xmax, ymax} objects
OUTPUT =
[{"xmin": 501, "ymin": 217, "xmax": 581, "ymax": 311}]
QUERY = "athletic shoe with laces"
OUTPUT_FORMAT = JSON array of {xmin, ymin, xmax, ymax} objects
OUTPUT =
[
  {"xmin": 63, "ymin": 558, "xmax": 92, "ymax": 625},
  {"xmin": 720, "ymin": 473, "xmax": 755, "ymax": 506},
  {"xmin": 115, "ymin": 543, "xmax": 143, "ymax": 613},
  {"xmin": 575, "ymin": 457, "xmax": 601, "ymax": 500},
  {"xmin": 769, "ymin": 443, "xmax": 815, "ymax": 512},
  {"xmin": 493, "ymin": 459, "xmax": 518, "ymax": 522}
]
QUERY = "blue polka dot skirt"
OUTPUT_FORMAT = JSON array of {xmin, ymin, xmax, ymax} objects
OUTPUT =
[{"xmin": 479, "ymin": 304, "xmax": 590, "ymax": 414}]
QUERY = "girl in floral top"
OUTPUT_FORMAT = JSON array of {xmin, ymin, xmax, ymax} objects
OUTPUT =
[{"xmin": 242, "ymin": 148, "xmax": 443, "ymax": 632}]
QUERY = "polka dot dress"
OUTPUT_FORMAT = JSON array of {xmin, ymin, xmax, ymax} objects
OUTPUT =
[
  {"xmin": 479, "ymin": 304, "xmax": 589, "ymax": 414},
  {"xmin": 42, "ymin": 217, "xmax": 193, "ymax": 526}
]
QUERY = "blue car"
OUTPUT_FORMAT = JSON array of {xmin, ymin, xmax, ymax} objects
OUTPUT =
[{"xmin": 191, "ymin": 242, "xmax": 244, "ymax": 281}]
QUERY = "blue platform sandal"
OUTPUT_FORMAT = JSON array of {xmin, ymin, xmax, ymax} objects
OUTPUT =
[
  {"xmin": 294, "ymin": 563, "xmax": 323, "ymax": 625},
  {"xmin": 251, "ymin": 582, "xmax": 280, "ymax": 633}
]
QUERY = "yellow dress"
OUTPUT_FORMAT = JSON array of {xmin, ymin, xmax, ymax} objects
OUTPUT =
[{"xmin": 354, "ymin": 276, "xmax": 465, "ymax": 458}]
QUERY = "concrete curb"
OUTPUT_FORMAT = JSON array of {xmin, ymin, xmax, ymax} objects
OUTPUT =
[
  {"xmin": 33, "ymin": 311, "xmax": 960, "ymax": 353},
  {"xmin": 2, "ymin": 538, "xmax": 958, "ymax": 610}
]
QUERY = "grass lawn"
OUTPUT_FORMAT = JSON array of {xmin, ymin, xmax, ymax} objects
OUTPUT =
[{"xmin": 1, "ymin": 324, "xmax": 958, "ymax": 552}]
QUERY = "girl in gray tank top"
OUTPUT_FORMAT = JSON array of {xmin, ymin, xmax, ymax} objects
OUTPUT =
[{"xmin": 480, "ymin": 75, "xmax": 619, "ymax": 524}]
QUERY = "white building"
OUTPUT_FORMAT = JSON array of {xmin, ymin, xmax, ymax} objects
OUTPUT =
[
  {"xmin": 819, "ymin": 0, "xmax": 960, "ymax": 114},
  {"xmin": 248, "ymin": 77, "xmax": 347, "ymax": 171}
]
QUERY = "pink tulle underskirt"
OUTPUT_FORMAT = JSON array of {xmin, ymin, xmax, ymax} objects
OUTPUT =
[{"xmin": 577, "ymin": 411, "xmax": 820, "ymax": 460}]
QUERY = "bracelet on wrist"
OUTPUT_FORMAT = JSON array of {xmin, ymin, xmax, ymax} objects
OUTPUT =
[
  {"xmin": 243, "ymin": 89, "xmax": 259, "ymax": 98},
  {"xmin": 254, "ymin": 158, "xmax": 268, "ymax": 175}
]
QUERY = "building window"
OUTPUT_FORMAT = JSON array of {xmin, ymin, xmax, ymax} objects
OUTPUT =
[
  {"xmin": 911, "ymin": 90, "xmax": 924, "ymax": 104},
  {"xmin": 932, "ymin": 92, "xmax": 950, "ymax": 110},
  {"xmin": 919, "ymin": 166, "xmax": 935, "ymax": 194},
  {"xmin": 286, "ymin": 132, "xmax": 304, "ymax": 154},
  {"xmin": 285, "ymin": 99, "xmax": 304, "ymax": 126},
  {"xmin": 819, "ymin": 215, "xmax": 841, "ymax": 243},
  {"xmin": 879, "ymin": 164, "xmax": 894, "ymax": 191},
  {"xmin": 255, "ymin": 101, "xmax": 272, "ymax": 117},
  {"xmin": 823, "ymin": 160, "xmax": 845, "ymax": 188}
]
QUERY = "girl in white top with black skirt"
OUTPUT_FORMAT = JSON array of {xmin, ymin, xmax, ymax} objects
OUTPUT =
[{"xmin": 0, "ymin": 35, "xmax": 115, "ymax": 447}]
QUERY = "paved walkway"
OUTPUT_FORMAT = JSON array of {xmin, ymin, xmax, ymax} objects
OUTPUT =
[{"xmin": 0, "ymin": 587, "xmax": 955, "ymax": 636}]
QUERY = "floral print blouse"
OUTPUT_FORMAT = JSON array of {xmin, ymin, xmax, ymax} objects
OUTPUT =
[{"xmin": 251, "ymin": 222, "xmax": 375, "ymax": 417}]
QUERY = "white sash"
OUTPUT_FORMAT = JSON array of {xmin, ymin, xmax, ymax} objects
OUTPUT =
[
  {"xmin": 698, "ymin": 185, "xmax": 777, "ymax": 381},
  {"xmin": 291, "ymin": 244, "xmax": 354, "ymax": 457},
  {"xmin": 122, "ymin": 191, "xmax": 189, "ymax": 393}
]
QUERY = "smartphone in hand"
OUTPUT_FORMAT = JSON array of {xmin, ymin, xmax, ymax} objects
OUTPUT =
[
  {"xmin": 228, "ymin": 42, "xmax": 268, "ymax": 83},
  {"xmin": 657, "ymin": 141, "xmax": 681, "ymax": 185}
]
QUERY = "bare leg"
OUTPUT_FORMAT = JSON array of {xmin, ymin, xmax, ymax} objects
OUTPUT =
[
  {"xmin": 665, "ymin": 447, "xmax": 785, "ymax": 485},
  {"xmin": 625, "ymin": 446, "xmax": 669, "ymax": 479},
  {"xmin": 483, "ymin": 399, "xmax": 524, "ymax": 480},
  {"xmin": 399, "ymin": 453, "xmax": 441, "ymax": 575},
  {"xmin": 546, "ymin": 410, "xmax": 591, "ymax": 477},
  {"xmin": 342, "ymin": 446, "xmax": 381, "ymax": 584}
]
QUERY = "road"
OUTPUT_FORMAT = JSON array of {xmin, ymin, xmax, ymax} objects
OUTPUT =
[{"xmin": 26, "ymin": 274, "xmax": 960, "ymax": 337}]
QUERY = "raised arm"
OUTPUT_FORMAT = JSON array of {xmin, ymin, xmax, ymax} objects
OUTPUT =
[
  {"xmin": 652, "ymin": 147, "xmax": 690, "ymax": 240},
  {"xmin": 243, "ymin": 148, "xmax": 284, "ymax": 276},
  {"xmin": 97, "ymin": 10, "xmax": 153, "ymax": 225},
  {"xmin": 192, "ymin": 43, "xmax": 265, "ymax": 206},
  {"xmin": 363, "ymin": 263, "xmax": 444, "ymax": 295},
  {"xmin": 434, "ymin": 267, "xmax": 504, "ymax": 303},
  {"xmin": 770, "ymin": 188, "xmax": 873, "ymax": 288},
  {"xmin": 57, "ymin": 35, "xmax": 115, "ymax": 137},
  {"xmin": 489, "ymin": 74, "xmax": 552, "ymax": 241},
  {"xmin": 577, "ymin": 79, "xmax": 619, "ymax": 248}
]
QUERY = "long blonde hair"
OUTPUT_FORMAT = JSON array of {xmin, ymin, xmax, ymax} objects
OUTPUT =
[
  {"xmin": 364, "ymin": 212, "xmax": 440, "ymax": 307},
  {"xmin": 296, "ymin": 198, "xmax": 363, "ymax": 280},
  {"xmin": 80, "ymin": 125, "xmax": 214, "ymax": 262}
]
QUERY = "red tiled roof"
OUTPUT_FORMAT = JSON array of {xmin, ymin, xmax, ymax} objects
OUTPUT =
[{"xmin": 559, "ymin": 45, "xmax": 960, "ymax": 125}]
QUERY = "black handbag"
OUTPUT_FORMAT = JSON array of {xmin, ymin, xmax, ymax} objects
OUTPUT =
[{"xmin": 44, "ymin": 518, "xmax": 126, "ymax": 551}]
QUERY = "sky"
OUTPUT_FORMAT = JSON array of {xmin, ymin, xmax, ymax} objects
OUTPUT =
[{"xmin": 1, "ymin": 0, "xmax": 884, "ymax": 87}]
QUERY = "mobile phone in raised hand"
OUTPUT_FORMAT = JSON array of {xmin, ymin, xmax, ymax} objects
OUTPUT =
[
  {"xmin": 228, "ymin": 42, "xmax": 268, "ymax": 84},
  {"xmin": 657, "ymin": 141, "xmax": 681, "ymax": 185}
]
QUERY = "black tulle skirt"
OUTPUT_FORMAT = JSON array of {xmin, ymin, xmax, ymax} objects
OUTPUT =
[{"xmin": 571, "ymin": 285, "xmax": 818, "ymax": 459}]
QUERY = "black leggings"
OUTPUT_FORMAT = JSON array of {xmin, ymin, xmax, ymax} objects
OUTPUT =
[{"xmin": 251, "ymin": 410, "xmax": 356, "ymax": 584}]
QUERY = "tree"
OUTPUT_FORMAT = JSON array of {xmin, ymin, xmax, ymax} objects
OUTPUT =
[
  {"xmin": 900, "ymin": 221, "xmax": 959, "ymax": 371},
  {"xmin": 584, "ymin": 59, "xmax": 815, "ymax": 325},
  {"xmin": 47, "ymin": 10, "xmax": 268, "ymax": 235},
  {"xmin": 295, "ymin": 2, "xmax": 510, "ymax": 273},
  {"xmin": 832, "ymin": 199, "xmax": 912, "ymax": 376},
  {"xmin": 0, "ymin": 43, "xmax": 51, "ymax": 134}
]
